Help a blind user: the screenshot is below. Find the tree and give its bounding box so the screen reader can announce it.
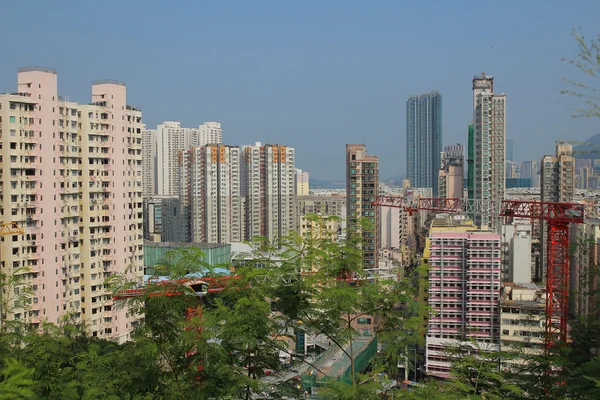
[258,216,421,396]
[442,340,521,399]
[0,219,423,399]
[0,317,166,399]
[107,216,421,398]
[108,247,218,399]
[562,29,600,118]
[0,358,35,400]
[0,267,34,333]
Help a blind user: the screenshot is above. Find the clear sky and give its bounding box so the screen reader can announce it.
[0,0,598,180]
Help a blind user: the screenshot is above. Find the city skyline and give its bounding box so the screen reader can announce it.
[0,1,598,180]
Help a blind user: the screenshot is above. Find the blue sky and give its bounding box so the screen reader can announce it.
[1,0,598,180]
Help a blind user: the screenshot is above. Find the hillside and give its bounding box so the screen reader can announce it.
[574,133,600,159]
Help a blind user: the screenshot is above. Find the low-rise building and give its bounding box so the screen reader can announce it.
[143,241,231,275]
[499,283,545,371]
[297,195,346,238]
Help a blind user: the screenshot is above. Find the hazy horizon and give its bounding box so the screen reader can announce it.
[1,0,599,180]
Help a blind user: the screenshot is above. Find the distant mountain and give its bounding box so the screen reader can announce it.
[574,133,600,159]
[310,179,346,189]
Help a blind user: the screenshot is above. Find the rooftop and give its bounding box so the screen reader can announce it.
[18,66,57,74]
[143,240,228,250]
[92,79,126,87]
[430,213,476,229]
[500,299,545,309]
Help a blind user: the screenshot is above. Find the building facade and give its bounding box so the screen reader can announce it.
[142,127,156,196]
[506,138,513,162]
[297,195,346,239]
[406,91,442,196]
[155,121,200,196]
[500,284,545,371]
[425,227,501,378]
[540,143,575,271]
[180,144,243,244]
[243,143,296,244]
[569,223,600,319]
[501,224,533,284]
[438,144,464,199]
[346,144,380,268]
[142,196,184,242]
[154,121,223,196]
[0,67,143,341]
[471,74,506,230]
[520,160,540,188]
[541,143,575,203]
[505,161,518,179]
[296,168,310,196]
[380,206,402,250]
[199,122,222,145]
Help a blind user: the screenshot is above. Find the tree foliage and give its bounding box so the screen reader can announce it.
[1,213,599,398]
[562,28,600,118]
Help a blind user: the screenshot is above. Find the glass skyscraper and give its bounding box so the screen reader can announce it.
[506,138,513,162]
[406,91,442,196]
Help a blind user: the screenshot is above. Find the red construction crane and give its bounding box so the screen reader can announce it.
[373,195,589,349]
[112,276,237,301]
[499,200,584,348]
[113,275,239,379]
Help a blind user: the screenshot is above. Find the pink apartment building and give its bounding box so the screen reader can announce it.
[0,67,143,342]
[425,229,501,378]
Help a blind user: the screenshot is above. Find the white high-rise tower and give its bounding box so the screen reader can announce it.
[471,74,506,230]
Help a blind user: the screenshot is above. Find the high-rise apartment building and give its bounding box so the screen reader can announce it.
[540,143,575,273]
[406,91,442,196]
[471,74,506,230]
[199,122,222,145]
[0,67,143,341]
[296,168,310,196]
[142,196,184,242]
[154,121,223,196]
[180,144,243,244]
[467,124,475,199]
[541,143,575,203]
[243,143,296,244]
[425,223,501,378]
[346,144,379,268]
[438,144,464,199]
[155,121,200,196]
[142,127,156,196]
